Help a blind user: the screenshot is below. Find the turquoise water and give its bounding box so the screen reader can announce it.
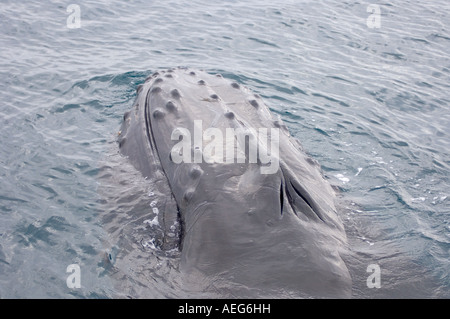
[0,0,448,298]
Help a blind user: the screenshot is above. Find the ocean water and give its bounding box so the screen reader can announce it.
[0,0,448,298]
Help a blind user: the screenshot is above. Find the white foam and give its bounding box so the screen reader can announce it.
[142,238,157,250]
[144,215,159,227]
[335,173,350,184]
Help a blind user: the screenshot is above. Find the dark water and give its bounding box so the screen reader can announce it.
[0,0,448,298]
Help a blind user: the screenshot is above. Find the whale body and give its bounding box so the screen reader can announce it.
[118,67,351,298]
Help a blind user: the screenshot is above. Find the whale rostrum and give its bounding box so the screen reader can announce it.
[118,67,352,298]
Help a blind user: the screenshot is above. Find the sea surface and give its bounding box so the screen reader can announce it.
[0,0,448,298]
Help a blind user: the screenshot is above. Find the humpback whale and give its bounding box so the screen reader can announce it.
[118,67,351,298]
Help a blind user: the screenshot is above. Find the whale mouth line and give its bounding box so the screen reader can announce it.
[279,181,284,216]
[181,200,210,239]
[144,85,185,250]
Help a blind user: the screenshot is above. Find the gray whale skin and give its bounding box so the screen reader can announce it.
[118,67,352,298]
